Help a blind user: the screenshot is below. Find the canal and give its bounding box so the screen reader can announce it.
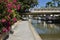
[31,19,60,40]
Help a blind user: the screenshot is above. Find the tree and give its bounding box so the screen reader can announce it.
[45,0,60,7]
[46,2,54,7]
[52,0,57,7]
[18,0,38,13]
[57,1,60,7]
[50,0,60,7]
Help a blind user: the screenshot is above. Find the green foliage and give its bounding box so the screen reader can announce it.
[45,0,60,7]
[18,0,38,12]
[0,23,3,31]
[46,2,54,7]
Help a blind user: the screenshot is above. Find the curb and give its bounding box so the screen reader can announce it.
[29,21,42,40]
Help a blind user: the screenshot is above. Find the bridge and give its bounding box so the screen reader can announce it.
[20,8,60,20]
[21,8,60,15]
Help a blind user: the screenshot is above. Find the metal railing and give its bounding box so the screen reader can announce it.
[30,8,60,12]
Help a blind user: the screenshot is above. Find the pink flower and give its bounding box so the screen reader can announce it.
[13,4,17,9]
[8,22,11,26]
[7,26,10,31]
[13,0,17,3]
[12,17,17,22]
[7,9,12,13]
[2,27,8,32]
[1,19,6,23]
[7,2,13,9]
[17,4,21,10]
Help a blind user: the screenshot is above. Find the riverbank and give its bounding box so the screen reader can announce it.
[39,34,60,40]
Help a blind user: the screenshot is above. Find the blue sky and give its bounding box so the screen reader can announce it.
[35,0,52,8]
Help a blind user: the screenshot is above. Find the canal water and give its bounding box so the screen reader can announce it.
[31,19,60,40]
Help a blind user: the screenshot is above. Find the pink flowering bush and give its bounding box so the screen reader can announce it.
[0,0,21,33]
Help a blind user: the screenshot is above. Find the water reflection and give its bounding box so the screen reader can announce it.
[32,20,60,34]
[31,19,60,40]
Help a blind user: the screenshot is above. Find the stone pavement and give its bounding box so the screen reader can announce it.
[7,21,42,40]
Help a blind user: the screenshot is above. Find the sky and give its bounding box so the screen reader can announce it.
[35,0,52,8]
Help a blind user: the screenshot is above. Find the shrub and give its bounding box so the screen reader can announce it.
[0,0,21,33]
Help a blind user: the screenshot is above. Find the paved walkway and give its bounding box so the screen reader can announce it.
[7,21,42,40]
